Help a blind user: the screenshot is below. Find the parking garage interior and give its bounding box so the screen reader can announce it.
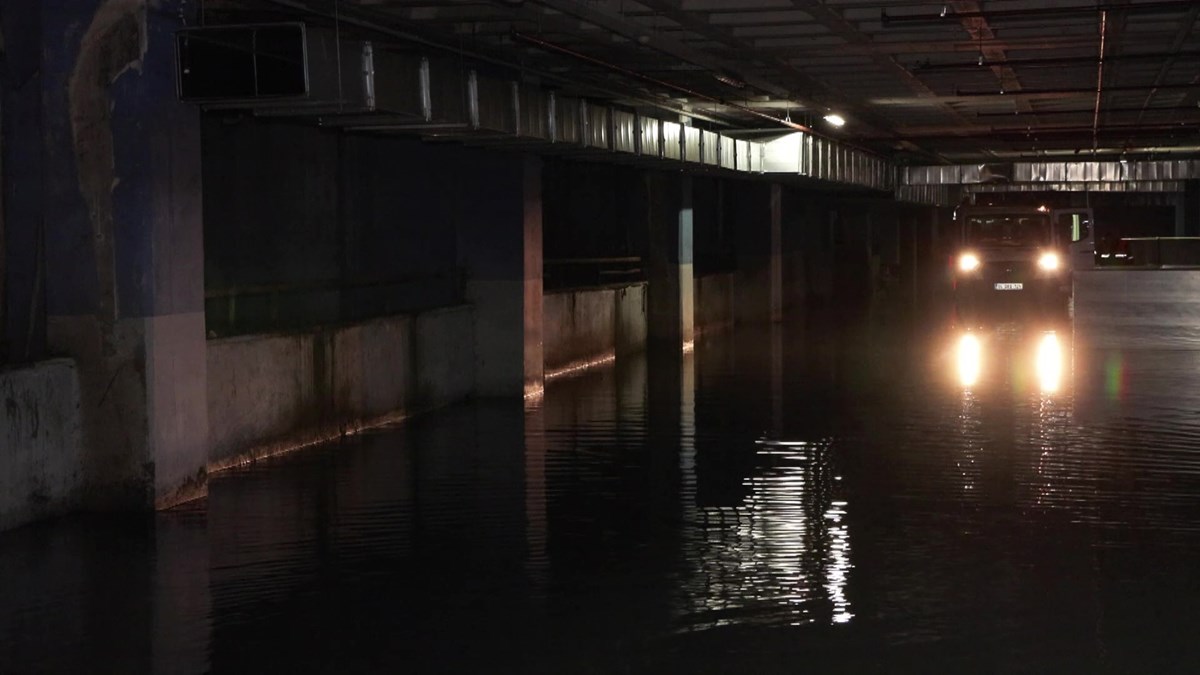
[3,1,1200,672]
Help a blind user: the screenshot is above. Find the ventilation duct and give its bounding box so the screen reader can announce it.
[903,161,1200,186]
[176,23,426,120]
[178,23,896,191]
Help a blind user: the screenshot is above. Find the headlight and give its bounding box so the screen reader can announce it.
[1037,251,1060,271]
[958,252,981,273]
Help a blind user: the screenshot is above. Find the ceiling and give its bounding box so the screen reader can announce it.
[205,0,1200,163]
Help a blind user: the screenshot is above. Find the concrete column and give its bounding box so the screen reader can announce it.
[1175,192,1187,237]
[645,172,695,349]
[735,182,783,324]
[3,1,208,510]
[1185,180,1200,237]
[458,153,543,398]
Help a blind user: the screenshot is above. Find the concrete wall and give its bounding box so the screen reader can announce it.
[542,160,646,290]
[202,119,463,336]
[1075,269,1200,348]
[616,284,649,356]
[207,306,474,468]
[0,360,83,531]
[695,273,736,335]
[543,283,647,373]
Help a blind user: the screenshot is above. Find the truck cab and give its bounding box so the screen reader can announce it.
[952,205,1092,322]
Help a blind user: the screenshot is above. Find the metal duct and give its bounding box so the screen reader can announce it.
[683,127,702,164]
[554,95,582,145]
[701,130,719,167]
[895,184,961,207]
[178,24,428,120]
[584,103,609,151]
[762,133,892,190]
[905,161,1200,186]
[718,136,736,171]
[613,110,638,155]
[637,116,659,159]
[517,87,551,141]
[968,181,1186,193]
[734,139,751,172]
[663,122,683,162]
[178,23,899,190]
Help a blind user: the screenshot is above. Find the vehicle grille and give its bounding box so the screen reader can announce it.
[982,260,1034,282]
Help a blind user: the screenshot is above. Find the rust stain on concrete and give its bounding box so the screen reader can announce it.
[68,0,145,330]
[63,0,152,509]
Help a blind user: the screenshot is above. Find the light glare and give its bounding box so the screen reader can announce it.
[1036,333,1063,393]
[1037,251,1060,271]
[957,334,982,387]
[824,113,846,127]
[958,252,981,273]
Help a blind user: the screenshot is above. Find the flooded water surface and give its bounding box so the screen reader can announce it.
[5,312,1200,673]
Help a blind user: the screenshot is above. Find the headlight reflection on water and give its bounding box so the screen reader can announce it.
[957,333,983,387]
[956,331,1065,393]
[1036,332,1064,394]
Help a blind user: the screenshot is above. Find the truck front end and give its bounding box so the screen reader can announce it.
[953,208,1070,322]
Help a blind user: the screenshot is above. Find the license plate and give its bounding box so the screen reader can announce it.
[994,282,1023,291]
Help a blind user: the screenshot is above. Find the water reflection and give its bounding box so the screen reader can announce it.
[1036,332,1064,394]
[957,388,982,496]
[676,325,855,631]
[953,328,1069,395]
[8,317,1200,672]
[678,437,853,629]
[957,333,983,387]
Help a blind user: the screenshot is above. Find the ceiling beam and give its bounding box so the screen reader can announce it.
[1136,3,1200,124]
[788,0,978,144]
[526,0,792,98]
[627,0,906,140]
[760,36,1107,57]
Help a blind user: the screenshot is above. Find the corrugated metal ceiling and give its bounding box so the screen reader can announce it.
[204,0,1200,163]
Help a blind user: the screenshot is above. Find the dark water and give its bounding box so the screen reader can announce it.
[5,312,1200,673]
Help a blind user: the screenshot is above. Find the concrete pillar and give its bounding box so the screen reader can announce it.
[1185,181,1200,237]
[1175,192,1187,237]
[3,1,209,510]
[645,172,695,349]
[458,153,543,398]
[735,182,783,324]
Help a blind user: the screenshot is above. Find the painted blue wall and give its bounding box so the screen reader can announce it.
[2,0,201,360]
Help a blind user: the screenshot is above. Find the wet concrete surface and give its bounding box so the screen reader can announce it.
[5,309,1200,673]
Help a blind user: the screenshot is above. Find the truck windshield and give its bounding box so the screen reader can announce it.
[964,214,1050,246]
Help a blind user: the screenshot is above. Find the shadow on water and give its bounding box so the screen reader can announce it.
[5,307,1200,672]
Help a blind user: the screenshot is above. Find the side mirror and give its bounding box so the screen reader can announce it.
[1072,220,1091,243]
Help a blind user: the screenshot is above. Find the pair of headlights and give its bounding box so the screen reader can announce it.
[957,251,1060,273]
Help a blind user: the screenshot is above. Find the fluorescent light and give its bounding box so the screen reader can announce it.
[824,113,846,127]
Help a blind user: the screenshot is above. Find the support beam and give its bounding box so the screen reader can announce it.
[735,182,783,325]
[2,0,209,509]
[646,172,695,351]
[1186,180,1200,237]
[458,154,544,398]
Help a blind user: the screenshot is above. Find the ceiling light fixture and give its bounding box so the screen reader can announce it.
[712,72,745,88]
[824,113,846,127]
